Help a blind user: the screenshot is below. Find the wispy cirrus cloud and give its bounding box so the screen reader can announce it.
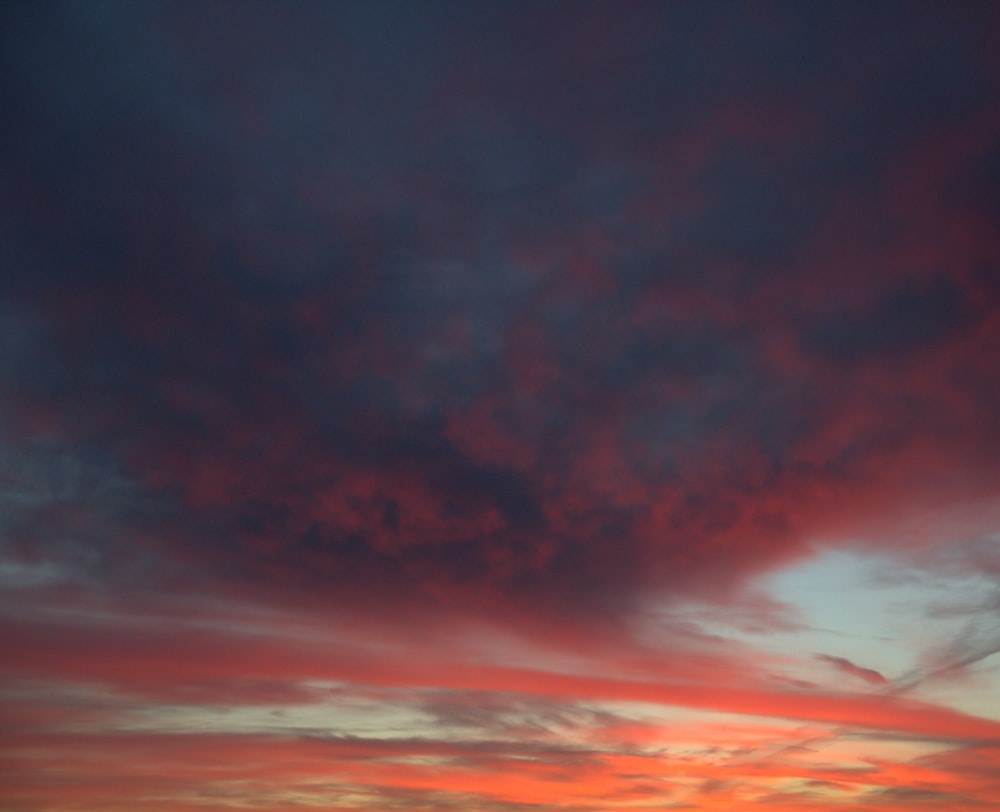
[815,654,889,688]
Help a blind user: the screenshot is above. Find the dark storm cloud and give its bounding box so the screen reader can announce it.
[800,274,974,366]
[681,149,819,269]
[2,1,999,621]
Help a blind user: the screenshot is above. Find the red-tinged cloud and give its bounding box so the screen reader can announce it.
[1,1,998,621]
[3,724,1000,812]
[3,608,999,750]
[815,654,889,687]
[2,3,1000,811]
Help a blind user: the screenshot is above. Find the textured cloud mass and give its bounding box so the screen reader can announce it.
[2,2,1000,811]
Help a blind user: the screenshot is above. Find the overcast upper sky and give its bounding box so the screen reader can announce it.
[2,2,1000,811]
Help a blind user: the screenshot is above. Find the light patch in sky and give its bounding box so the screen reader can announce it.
[765,544,1000,717]
[118,692,439,740]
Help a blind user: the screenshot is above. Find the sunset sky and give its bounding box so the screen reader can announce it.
[2,2,1000,811]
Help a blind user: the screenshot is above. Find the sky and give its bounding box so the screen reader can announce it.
[2,1,1000,810]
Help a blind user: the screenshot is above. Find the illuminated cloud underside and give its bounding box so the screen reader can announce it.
[1,2,1000,810]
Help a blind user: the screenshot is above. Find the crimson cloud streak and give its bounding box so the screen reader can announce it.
[2,2,1000,811]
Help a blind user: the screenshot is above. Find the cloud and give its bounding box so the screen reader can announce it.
[895,618,1000,691]
[3,2,1000,810]
[815,654,889,687]
[2,0,1000,628]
